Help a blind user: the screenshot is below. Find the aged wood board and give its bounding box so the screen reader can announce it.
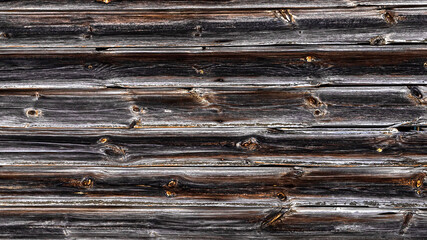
[0,0,426,239]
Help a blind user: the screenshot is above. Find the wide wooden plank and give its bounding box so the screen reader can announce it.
[0,46,426,89]
[0,166,422,199]
[0,206,424,238]
[0,128,426,166]
[0,86,425,128]
[0,8,425,47]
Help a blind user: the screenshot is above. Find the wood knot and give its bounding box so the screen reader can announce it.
[103,144,126,158]
[370,36,387,46]
[305,95,323,108]
[193,25,203,37]
[0,32,10,39]
[237,137,260,151]
[25,108,42,118]
[80,177,94,188]
[96,0,112,3]
[165,190,175,198]
[98,137,108,144]
[278,9,295,24]
[276,192,287,201]
[304,56,315,63]
[408,86,423,99]
[167,179,178,188]
[383,11,397,24]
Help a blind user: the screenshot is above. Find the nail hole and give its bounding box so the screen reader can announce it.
[98,137,108,144]
[215,78,224,82]
[201,46,206,50]
[313,109,322,116]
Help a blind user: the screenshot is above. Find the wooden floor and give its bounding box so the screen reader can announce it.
[0,0,426,238]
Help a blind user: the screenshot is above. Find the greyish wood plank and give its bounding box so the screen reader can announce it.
[0,207,425,239]
[0,128,425,167]
[0,86,425,128]
[0,0,356,11]
[1,0,426,11]
[0,45,425,89]
[0,8,425,48]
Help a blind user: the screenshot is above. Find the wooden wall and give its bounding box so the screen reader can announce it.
[0,0,426,238]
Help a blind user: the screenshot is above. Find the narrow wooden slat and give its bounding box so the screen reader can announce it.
[0,128,426,166]
[0,86,425,128]
[0,8,425,47]
[1,0,426,11]
[0,207,424,238]
[0,0,355,11]
[0,166,422,199]
[0,46,425,89]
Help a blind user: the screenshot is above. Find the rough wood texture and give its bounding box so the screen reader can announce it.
[0,8,425,47]
[0,46,425,89]
[0,128,425,166]
[0,0,426,238]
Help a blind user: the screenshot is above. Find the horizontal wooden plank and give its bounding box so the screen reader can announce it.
[0,46,426,89]
[1,0,425,11]
[0,206,424,238]
[0,8,425,47]
[0,128,426,166]
[0,0,355,11]
[0,166,423,199]
[0,86,425,128]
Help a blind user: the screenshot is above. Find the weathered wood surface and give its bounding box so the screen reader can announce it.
[1,0,426,238]
[0,8,426,47]
[1,0,426,10]
[0,87,425,128]
[0,46,426,89]
[0,128,426,166]
[0,207,425,239]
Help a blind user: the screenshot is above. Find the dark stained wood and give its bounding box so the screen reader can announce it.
[0,166,423,199]
[0,8,425,47]
[0,128,425,166]
[0,0,426,238]
[0,46,425,89]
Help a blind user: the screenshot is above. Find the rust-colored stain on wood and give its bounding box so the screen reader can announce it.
[0,0,426,238]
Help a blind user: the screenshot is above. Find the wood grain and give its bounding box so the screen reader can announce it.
[0,128,426,166]
[0,8,425,47]
[0,207,425,239]
[1,0,426,11]
[0,86,425,128]
[0,46,425,89]
[0,0,426,238]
